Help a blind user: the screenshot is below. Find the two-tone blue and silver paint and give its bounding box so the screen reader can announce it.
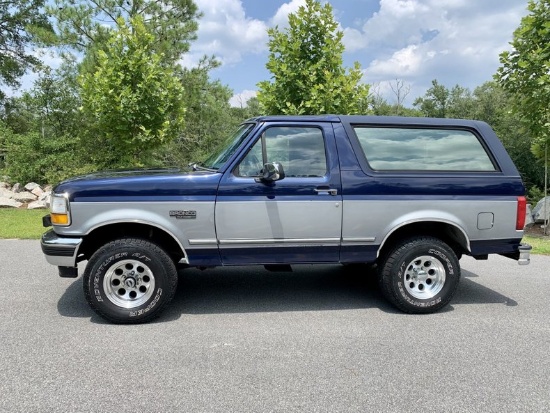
[41,115,530,272]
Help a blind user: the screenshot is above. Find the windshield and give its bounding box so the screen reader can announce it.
[202,122,256,170]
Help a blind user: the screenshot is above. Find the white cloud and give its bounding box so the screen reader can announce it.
[187,0,528,105]
[187,0,312,70]
[271,0,306,28]
[229,89,257,107]
[343,27,367,53]
[359,0,433,48]
[3,0,529,106]
[186,0,269,68]
[349,0,528,101]
[367,44,426,77]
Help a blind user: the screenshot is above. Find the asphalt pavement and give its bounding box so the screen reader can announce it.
[0,239,549,413]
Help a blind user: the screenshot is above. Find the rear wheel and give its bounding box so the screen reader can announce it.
[378,236,460,313]
[83,238,178,324]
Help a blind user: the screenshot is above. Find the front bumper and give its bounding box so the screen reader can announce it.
[41,229,83,268]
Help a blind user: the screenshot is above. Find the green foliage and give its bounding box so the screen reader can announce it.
[0,119,13,146]
[229,96,264,124]
[49,0,200,64]
[3,130,91,185]
[496,0,550,150]
[257,0,369,115]
[1,95,35,135]
[472,82,545,190]
[154,56,238,167]
[155,57,264,169]
[369,95,389,116]
[370,97,422,117]
[4,66,84,138]
[78,16,186,168]
[0,64,99,184]
[528,186,545,204]
[411,79,545,191]
[0,0,55,95]
[413,80,474,118]
[0,120,12,171]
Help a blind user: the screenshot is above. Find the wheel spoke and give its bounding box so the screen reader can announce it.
[103,259,155,309]
[403,255,446,300]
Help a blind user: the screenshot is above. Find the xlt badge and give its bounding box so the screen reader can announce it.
[169,210,197,219]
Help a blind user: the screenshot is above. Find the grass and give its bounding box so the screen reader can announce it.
[0,208,50,239]
[2,209,550,256]
[523,235,550,256]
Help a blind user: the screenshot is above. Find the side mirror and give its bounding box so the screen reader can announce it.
[256,162,285,183]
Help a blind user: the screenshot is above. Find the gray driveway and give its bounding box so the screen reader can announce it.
[0,239,549,412]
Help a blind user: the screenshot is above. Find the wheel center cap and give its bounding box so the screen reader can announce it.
[416,270,429,283]
[124,278,136,288]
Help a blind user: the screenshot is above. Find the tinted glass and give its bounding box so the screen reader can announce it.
[354,127,496,171]
[238,126,327,177]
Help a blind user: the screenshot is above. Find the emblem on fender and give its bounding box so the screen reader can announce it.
[169,210,197,219]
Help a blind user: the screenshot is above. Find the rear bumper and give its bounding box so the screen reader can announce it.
[40,229,83,267]
[518,243,532,265]
[499,242,532,265]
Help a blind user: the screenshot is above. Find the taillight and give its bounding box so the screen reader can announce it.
[516,196,526,230]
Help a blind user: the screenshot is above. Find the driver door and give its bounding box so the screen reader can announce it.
[215,122,343,265]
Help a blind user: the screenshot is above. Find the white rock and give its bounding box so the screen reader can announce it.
[12,191,37,202]
[0,197,23,208]
[24,182,41,191]
[533,196,550,223]
[525,204,535,229]
[42,192,51,208]
[27,200,48,210]
[0,188,13,198]
[11,183,21,193]
[31,187,44,197]
[0,182,9,189]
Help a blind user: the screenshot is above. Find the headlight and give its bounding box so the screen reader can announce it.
[50,193,71,225]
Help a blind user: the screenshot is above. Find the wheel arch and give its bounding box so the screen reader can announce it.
[377,219,469,261]
[78,222,187,264]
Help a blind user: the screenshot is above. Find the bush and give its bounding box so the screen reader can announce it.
[4,131,94,185]
[528,186,545,205]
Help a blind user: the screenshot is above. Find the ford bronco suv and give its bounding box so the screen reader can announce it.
[41,115,532,323]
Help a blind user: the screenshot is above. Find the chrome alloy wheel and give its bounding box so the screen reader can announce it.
[103,259,155,308]
[404,255,446,299]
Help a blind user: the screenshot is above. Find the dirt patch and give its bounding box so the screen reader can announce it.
[525,223,550,238]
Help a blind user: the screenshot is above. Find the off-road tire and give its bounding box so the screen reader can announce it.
[378,236,460,314]
[83,238,178,324]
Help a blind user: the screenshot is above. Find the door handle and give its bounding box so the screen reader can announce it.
[314,187,338,196]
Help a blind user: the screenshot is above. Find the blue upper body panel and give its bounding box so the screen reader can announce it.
[53,115,525,201]
[55,168,223,202]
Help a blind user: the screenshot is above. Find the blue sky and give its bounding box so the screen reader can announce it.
[11,0,530,108]
[184,0,529,107]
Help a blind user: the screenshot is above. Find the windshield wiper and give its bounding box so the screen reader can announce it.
[188,162,217,172]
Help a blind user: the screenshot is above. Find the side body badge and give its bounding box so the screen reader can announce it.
[169,210,197,219]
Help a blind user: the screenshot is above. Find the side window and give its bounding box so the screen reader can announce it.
[353,127,496,171]
[237,138,264,177]
[236,126,327,177]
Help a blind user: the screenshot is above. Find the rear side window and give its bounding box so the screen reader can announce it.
[353,127,496,171]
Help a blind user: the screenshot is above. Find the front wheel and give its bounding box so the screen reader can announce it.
[83,238,178,324]
[378,237,460,314]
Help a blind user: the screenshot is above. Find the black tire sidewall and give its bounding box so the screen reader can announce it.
[382,238,460,313]
[84,239,177,323]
